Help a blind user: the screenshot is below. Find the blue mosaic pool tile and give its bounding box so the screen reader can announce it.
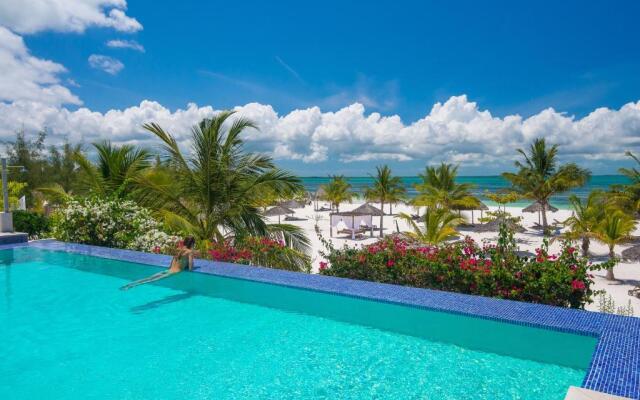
[11,240,640,399]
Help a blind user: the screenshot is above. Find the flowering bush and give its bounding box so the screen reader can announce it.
[320,235,611,309]
[208,236,311,272]
[50,197,178,253]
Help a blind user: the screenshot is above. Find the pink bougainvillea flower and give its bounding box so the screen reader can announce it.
[386,259,395,267]
[319,261,328,271]
[571,280,586,290]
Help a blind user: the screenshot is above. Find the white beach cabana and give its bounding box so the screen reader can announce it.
[329,210,374,239]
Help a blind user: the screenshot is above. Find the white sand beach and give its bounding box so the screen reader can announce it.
[267,200,640,316]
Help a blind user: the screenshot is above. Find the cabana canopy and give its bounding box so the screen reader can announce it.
[351,202,384,216]
[329,210,374,239]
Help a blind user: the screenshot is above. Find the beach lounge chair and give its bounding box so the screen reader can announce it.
[284,215,306,221]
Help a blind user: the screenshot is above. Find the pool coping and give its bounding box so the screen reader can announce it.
[5,240,639,399]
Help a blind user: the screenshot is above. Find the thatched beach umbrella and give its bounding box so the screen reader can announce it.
[477,201,489,222]
[621,244,640,262]
[522,202,558,225]
[475,218,526,233]
[265,205,295,223]
[454,201,489,224]
[278,199,305,209]
[314,186,327,210]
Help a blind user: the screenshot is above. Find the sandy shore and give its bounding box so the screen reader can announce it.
[267,200,640,316]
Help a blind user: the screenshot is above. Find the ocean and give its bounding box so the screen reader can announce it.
[300,175,631,209]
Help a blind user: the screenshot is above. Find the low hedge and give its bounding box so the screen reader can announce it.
[13,210,50,239]
[319,235,609,309]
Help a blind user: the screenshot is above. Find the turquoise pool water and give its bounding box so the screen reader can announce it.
[0,248,596,399]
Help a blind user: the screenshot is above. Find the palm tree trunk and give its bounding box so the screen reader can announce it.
[581,236,589,257]
[606,245,616,280]
[541,201,549,234]
[380,201,385,237]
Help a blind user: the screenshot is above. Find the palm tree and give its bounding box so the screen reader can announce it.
[593,210,636,280]
[322,175,354,212]
[413,163,479,211]
[38,141,151,202]
[563,191,605,257]
[78,141,152,198]
[503,138,590,233]
[364,165,406,237]
[136,112,310,269]
[399,208,465,245]
[614,151,640,213]
[484,190,521,213]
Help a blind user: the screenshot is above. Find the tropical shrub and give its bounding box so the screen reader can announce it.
[13,210,50,239]
[50,197,178,253]
[319,233,609,309]
[208,237,311,272]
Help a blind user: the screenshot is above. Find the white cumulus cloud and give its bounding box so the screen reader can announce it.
[0,26,81,106]
[88,54,124,74]
[106,39,144,52]
[0,0,142,34]
[0,96,639,173]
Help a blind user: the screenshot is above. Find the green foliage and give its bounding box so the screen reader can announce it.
[5,129,82,207]
[413,163,479,210]
[611,151,640,213]
[136,113,310,270]
[364,165,405,236]
[592,209,636,280]
[74,141,152,199]
[13,210,49,239]
[399,208,464,245]
[0,181,27,210]
[478,210,522,224]
[563,191,606,256]
[503,138,591,232]
[50,197,178,252]
[597,293,635,316]
[484,190,520,212]
[321,175,354,212]
[320,236,608,309]
[208,236,311,272]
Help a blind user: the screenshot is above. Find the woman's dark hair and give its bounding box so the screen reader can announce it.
[183,236,196,249]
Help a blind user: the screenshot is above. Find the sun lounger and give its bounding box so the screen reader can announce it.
[284,216,306,221]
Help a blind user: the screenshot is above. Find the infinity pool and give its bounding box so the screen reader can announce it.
[0,248,597,399]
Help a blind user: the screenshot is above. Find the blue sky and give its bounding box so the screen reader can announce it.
[2,0,640,175]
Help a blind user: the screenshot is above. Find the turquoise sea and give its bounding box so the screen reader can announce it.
[301,175,630,209]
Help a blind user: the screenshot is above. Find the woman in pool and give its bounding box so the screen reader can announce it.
[120,236,197,290]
